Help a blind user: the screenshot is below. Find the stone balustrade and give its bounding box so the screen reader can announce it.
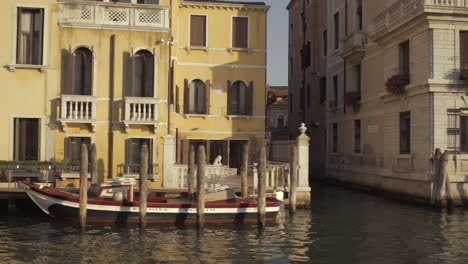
[123,97,161,133]
[60,95,97,132]
[371,0,468,40]
[59,0,170,32]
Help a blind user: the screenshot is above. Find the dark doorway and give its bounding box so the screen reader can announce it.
[229,140,248,174]
[14,118,40,161]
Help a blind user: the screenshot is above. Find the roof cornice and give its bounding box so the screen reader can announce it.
[180,0,270,12]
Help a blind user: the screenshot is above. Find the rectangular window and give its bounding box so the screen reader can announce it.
[65,137,91,163]
[190,15,206,47]
[334,12,340,50]
[137,0,160,4]
[320,77,326,104]
[399,112,411,154]
[399,40,410,79]
[356,0,363,31]
[14,118,40,161]
[290,24,293,42]
[307,84,311,109]
[354,120,361,153]
[232,17,248,49]
[333,75,338,107]
[332,123,338,153]
[461,116,468,152]
[356,64,362,100]
[16,8,44,65]
[126,138,154,173]
[460,31,468,80]
[304,41,311,68]
[289,93,293,113]
[323,29,328,56]
[300,86,305,112]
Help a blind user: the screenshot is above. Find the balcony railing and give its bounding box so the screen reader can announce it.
[371,0,468,40]
[340,31,366,63]
[60,95,97,132]
[123,97,160,133]
[59,0,170,32]
[117,163,159,181]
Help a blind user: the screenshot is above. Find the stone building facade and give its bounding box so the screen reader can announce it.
[287,0,327,180]
[266,86,288,140]
[289,0,468,204]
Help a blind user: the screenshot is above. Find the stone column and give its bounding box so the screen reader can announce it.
[163,135,177,188]
[296,123,311,205]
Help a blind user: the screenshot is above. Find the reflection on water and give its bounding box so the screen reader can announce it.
[0,183,467,264]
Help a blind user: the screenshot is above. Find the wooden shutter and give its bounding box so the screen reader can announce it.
[247,81,254,115]
[184,79,189,114]
[69,45,74,95]
[233,17,248,48]
[130,48,135,97]
[227,80,232,115]
[190,15,206,47]
[64,137,71,161]
[205,80,211,115]
[461,31,468,79]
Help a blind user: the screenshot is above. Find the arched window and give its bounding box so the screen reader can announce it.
[277,115,285,128]
[132,50,154,97]
[229,81,247,115]
[72,47,93,95]
[188,79,206,114]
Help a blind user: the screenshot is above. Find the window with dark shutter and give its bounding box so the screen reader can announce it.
[16,8,44,65]
[460,31,468,80]
[232,17,248,49]
[354,120,361,153]
[334,12,340,50]
[190,15,206,47]
[65,137,91,163]
[356,64,362,100]
[125,138,154,174]
[71,47,93,96]
[399,40,410,79]
[320,77,327,104]
[323,29,328,56]
[132,50,154,97]
[332,123,338,153]
[399,112,411,154]
[333,75,338,107]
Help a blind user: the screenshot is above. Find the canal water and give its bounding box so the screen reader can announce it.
[1,183,467,264]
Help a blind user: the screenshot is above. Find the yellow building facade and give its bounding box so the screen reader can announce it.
[0,0,268,188]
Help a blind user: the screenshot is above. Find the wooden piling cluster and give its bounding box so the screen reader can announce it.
[188,145,195,199]
[197,145,206,229]
[79,143,88,229]
[139,143,149,228]
[431,149,453,208]
[257,145,267,230]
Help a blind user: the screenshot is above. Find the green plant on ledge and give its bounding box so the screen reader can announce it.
[384,74,409,95]
[344,91,361,106]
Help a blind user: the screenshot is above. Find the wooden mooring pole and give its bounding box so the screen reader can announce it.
[289,146,298,215]
[79,143,88,229]
[197,145,206,230]
[90,143,98,185]
[258,145,267,230]
[139,143,149,229]
[431,149,442,207]
[443,151,453,208]
[188,145,195,199]
[241,143,249,198]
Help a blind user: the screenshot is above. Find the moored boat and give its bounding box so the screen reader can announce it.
[18,180,283,225]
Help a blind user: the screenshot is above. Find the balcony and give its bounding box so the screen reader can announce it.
[370,0,468,41]
[340,31,366,64]
[123,97,161,133]
[60,95,97,132]
[59,0,170,32]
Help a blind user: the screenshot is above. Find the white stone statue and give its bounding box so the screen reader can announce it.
[212,155,223,166]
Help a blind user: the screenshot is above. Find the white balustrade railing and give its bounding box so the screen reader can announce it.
[59,0,169,31]
[173,164,238,189]
[372,0,468,37]
[61,95,97,122]
[124,97,160,122]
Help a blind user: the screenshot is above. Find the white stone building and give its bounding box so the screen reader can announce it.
[289,0,468,204]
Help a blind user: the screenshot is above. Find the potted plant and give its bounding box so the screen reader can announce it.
[384,74,409,95]
[344,91,361,112]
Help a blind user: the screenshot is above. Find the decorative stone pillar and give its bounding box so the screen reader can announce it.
[296,123,311,205]
[163,135,177,188]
